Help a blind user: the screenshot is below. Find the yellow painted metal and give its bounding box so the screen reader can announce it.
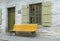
[13,24,37,32]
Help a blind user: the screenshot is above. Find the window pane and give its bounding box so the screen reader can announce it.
[29,3,42,24]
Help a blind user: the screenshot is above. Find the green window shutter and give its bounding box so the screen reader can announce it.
[42,1,51,27]
[0,9,2,25]
[22,5,29,24]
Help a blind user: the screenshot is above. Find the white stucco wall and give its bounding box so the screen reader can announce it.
[0,0,60,35]
[50,0,60,33]
[0,1,27,33]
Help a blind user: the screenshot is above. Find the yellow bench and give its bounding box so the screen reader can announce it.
[12,24,37,32]
[9,24,37,35]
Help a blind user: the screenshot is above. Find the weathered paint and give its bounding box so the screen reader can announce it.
[42,1,51,26]
[0,9,2,25]
[8,7,15,31]
[0,0,60,36]
[13,24,37,32]
[21,1,51,27]
[22,5,29,24]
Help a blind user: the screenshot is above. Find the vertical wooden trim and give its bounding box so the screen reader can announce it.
[0,9,2,25]
[34,5,36,23]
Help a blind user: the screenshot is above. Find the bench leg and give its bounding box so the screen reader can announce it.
[15,32,17,35]
[15,32,20,35]
[9,32,14,36]
[31,32,36,36]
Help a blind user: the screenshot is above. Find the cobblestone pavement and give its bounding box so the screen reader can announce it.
[0,33,60,41]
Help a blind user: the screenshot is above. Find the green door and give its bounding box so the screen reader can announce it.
[8,7,15,31]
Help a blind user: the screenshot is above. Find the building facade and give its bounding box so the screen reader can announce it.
[0,0,60,36]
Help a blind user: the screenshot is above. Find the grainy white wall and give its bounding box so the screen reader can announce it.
[50,0,60,33]
[1,0,60,35]
[0,1,27,33]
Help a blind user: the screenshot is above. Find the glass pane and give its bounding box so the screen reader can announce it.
[29,3,42,24]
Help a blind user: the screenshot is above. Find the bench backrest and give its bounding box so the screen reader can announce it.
[13,24,37,32]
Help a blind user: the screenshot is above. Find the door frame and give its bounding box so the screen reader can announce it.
[7,7,15,31]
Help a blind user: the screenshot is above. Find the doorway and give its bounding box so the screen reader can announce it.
[8,7,15,31]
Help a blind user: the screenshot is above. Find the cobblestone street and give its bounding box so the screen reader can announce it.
[0,33,60,41]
